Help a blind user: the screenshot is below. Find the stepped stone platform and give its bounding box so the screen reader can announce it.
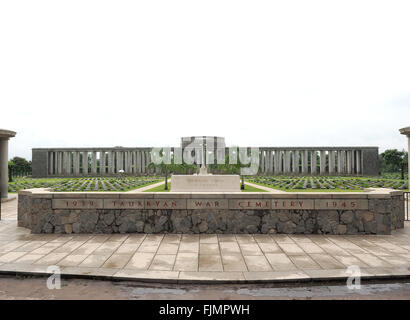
[0,196,410,284]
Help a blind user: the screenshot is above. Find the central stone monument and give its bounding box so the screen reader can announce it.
[171,138,240,192]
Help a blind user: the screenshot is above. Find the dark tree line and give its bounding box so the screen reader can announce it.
[380,149,408,179]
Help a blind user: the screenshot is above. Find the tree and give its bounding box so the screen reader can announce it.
[380,149,408,179]
[148,153,196,190]
[10,157,32,173]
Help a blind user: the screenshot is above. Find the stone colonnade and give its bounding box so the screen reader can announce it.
[258,148,369,175]
[399,127,410,189]
[0,129,16,199]
[43,148,152,177]
[33,146,380,177]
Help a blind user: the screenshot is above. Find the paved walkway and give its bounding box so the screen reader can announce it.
[1,197,410,283]
[244,181,285,193]
[127,179,166,193]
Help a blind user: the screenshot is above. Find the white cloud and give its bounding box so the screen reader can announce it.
[1,0,409,159]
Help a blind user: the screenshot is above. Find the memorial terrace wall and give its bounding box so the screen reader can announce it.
[32,146,379,177]
[17,189,404,235]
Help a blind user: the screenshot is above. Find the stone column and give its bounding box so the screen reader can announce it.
[320,151,326,175]
[67,152,72,175]
[132,151,136,174]
[62,152,67,175]
[55,152,61,175]
[74,152,80,176]
[355,150,361,175]
[302,150,308,174]
[124,152,129,173]
[82,152,88,175]
[273,150,279,175]
[293,151,299,174]
[107,151,112,174]
[268,150,273,174]
[260,150,265,174]
[346,150,352,174]
[91,152,97,175]
[99,151,105,175]
[399,127,410,190]
[116,151,121,173]
[284,151,291,174]
[329,151,335,175]
[279,150,284,174]
[136,150,141,174]
[0,139,9,199]
[128,151,132,173]
[141,151,146,174]
[337,150,343,175]
[0,129,17,200]
[48,152,54,175]
[311,151,317,175]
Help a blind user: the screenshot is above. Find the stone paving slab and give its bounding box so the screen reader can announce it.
[1,197,410,283]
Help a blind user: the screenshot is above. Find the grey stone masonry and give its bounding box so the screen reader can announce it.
[32,146,380,177]
[18,189,404,235]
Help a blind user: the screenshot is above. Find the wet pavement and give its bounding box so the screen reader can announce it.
[1,275,410,299]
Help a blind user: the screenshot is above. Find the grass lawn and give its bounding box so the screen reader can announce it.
[242,184,267,192]
[144,182,171,192]
[246,175,409,192]
[8,177,162,192]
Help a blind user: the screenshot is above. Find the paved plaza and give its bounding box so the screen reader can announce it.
[1,196,410,283]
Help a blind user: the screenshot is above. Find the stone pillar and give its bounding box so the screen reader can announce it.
[337,150,343,175]
[55,152,61,175]
[91,152,97,175]
[108,151,116,174]
[107,151,112,174]
[99,151,105,174]
[268,150,273,174]
[124,152,129,173]
[74,152,80,175]
[355,150,361,175]
[136,150,141,174]
[346,150,352,174]
[67,152,72,175]
[278,150,283,174]
[399,127,410,190]
[320,151,326,175]
[128,151,132,173]
[273,150,279,175]
[293,151,299,174]
[260,150,265,174]
[0,139,9,199]
[311,151,317,175]
[82,152,88,175]
[329,151,335,175]
[302,150,308,174]
[141,151,146,174]
[48,152,54,175]
[116,151,121,173]
[284,151,291,174]
[62,152,67,175]
[132,151,137,174]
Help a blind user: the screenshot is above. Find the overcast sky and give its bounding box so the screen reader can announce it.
[1,0,409,160]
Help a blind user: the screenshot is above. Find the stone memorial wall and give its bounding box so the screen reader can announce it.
[18,189,404,235]
[32,146,380,177]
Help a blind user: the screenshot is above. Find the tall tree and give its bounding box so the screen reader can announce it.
[380,149,408,179]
